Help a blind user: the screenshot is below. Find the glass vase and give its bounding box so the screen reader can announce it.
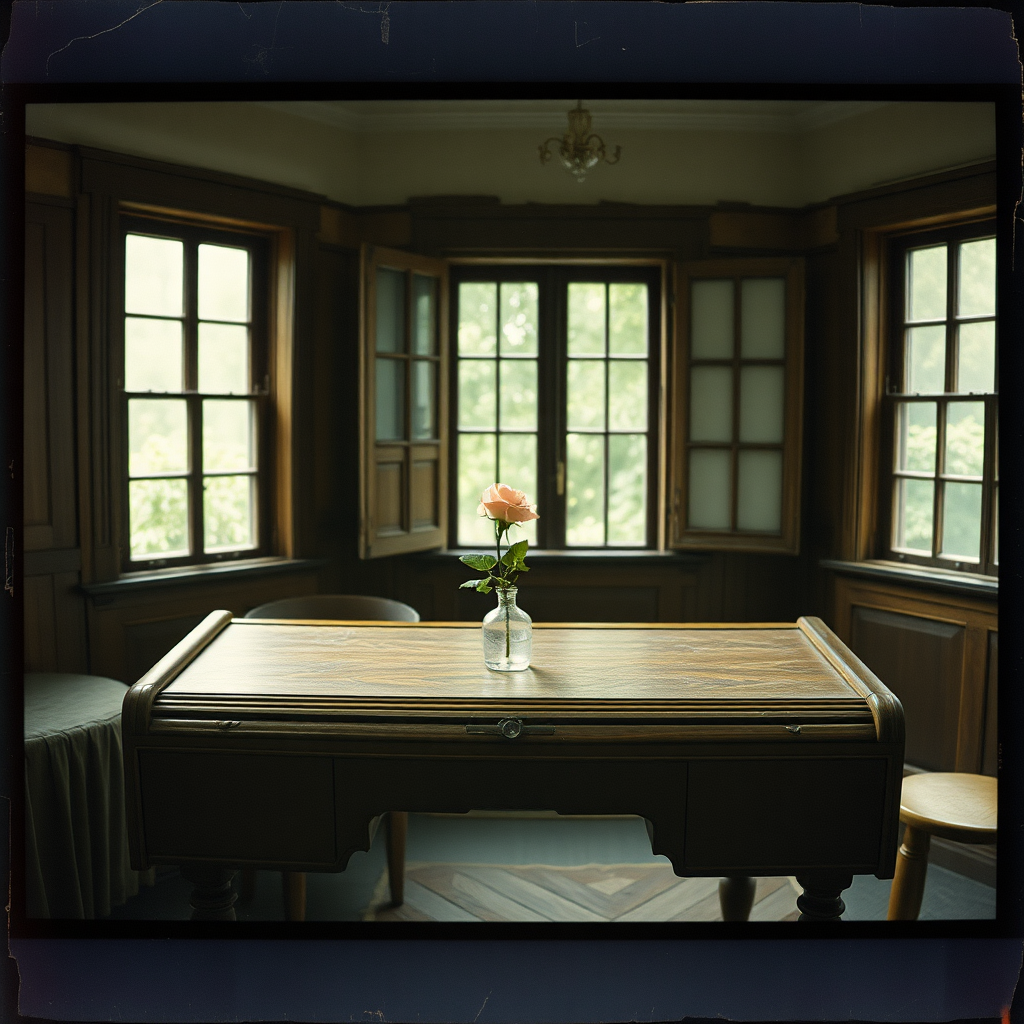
[482,587,532,671]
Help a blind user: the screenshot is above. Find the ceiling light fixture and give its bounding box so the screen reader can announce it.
[539,100,621,183]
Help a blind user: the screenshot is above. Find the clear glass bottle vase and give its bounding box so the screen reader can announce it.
[482,587,532,671]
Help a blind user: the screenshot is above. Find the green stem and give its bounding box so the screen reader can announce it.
[496,519,510,658]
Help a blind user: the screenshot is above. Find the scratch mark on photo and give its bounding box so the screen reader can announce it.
[45,0,165,75]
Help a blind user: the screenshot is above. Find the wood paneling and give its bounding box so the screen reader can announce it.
[982,631,998,777]
[25,143,72,199]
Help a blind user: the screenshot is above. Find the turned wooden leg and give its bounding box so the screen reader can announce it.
[181,864,237,921]
[887,824,931,921]
[795,871,853,922]
[718,876,756,922]
[386,810,408,906]
[282,871,307,922]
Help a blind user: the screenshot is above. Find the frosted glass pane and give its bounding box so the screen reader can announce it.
[907,245,946,321]
[500,282,539,356]
[198,244,249,323]
[957,321,995,394]
[957,238,995,317]
[198,322,248,394]
[906,325,945,393]
[940,482,981,561]
[690,280,733,358]
[608,361,648,431]
[129,478,188,559]
[128,398,187,475]
[125,317,183,393]
[412,275,437,355]
[739,366,784,443]
[568,283,606,355]
[125,234,183,317]
[203,399,254,472]
[412,361,436,439]
[944,402,984,477]
[498,433,537,546]
[609,283,648,355]
[740,278,785,358]
[458,360,496,430]
[204,475,255,552]
[896,402,936,473]
[499,360,537,431]
[567,360,606,431]
[690,366,732,442]
[736,450,782,533]
[375,358,404,440]
[688,449,731,529]
[457,433,497,546]
[375,267,405,353]
[459,282,497,355]
[566,433,605,546]
[895,478,934,552]
[608,434,646,545]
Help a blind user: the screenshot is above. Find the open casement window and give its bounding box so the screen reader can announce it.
[360,245,448,558]
[669,258,804,554]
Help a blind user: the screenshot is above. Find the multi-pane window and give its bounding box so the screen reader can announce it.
[886,222,997,574]
[121,219,267,569]
[452,267,659,550]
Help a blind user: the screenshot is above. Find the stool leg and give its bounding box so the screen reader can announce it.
[887,825,931,921]
[386,811,407,906]
[718,876,756,922]
[283,871,307,922]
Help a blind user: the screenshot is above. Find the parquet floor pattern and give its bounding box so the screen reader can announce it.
[364,863,802,922]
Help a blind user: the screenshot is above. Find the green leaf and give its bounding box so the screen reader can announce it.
[502,540,529,566]
[460,553,497,571]
[476,579,493,594]
[459,579,483,589]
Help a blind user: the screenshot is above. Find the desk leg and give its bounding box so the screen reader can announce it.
[718,876,756,921]
[181,864,237,921]
[386,811,407,906]
[795,872,853,922]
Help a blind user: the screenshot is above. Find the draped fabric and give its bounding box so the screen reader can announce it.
[24,673,154,919]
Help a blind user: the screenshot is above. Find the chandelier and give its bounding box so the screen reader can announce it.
[539,100,621,183]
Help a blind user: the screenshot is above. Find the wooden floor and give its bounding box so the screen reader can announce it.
[365,862,802,922]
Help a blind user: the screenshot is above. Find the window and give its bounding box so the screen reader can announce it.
[120,217,270,570]
[883,221,997,574]
[452,265,661,550]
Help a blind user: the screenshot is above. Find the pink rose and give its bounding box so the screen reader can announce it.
[477,483,540,524]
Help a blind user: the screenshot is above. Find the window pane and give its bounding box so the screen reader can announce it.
[412,274,437,355]
[375,358,405,440]
[498,433,537,547]
[906,325,946,393]
[125,234,183,317]
[907,245,946,322]
[458,282,497,356]
[128,398,188,475]
[957,321,996,394]
[198,244,249,323]
[500,282,539,356]
[125,317,183,393]
[688,449,731,529]
[203,399,254,472]
[940,481,982,560]
[609,283,648,355]
[896,402,936,473]
[198,322,249,394]
[567,360,606,431]
[568,283,606,356]
[944,402,984,477]
[739,366,784,443]
[499,360,538,431]
[690,366,732,442]
[957,238,995,318]
[740,278,785,358]
[608,434,646,545]
[412,361,436,440]
[457,433,497,545]
[608,361,648,431]
[566,433,605,546]
[129,478,189,559]
[895,478,934,552]
[204,474,255,552]
[736,450,782,533]
[690,280,733,359]
[458,360,496,430]
[375,267,405,354]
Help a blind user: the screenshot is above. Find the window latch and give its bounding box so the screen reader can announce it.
[556,460,565,496]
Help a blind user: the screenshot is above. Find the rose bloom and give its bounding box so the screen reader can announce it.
[478,483,540,524]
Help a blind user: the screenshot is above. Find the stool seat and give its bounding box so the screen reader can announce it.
[899,772,997,843]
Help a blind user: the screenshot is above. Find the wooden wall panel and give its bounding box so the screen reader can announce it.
[982,630,998,777]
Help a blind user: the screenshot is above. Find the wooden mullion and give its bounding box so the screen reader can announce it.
[730,276,741,532]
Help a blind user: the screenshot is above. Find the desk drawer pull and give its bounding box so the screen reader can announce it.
[465,717,554,739]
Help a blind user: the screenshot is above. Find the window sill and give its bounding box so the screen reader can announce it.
[820,559,997,599]
[416,548,707,565]
[80,557,326,597]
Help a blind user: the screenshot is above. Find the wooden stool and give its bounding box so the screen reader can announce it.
[887,772,997,921]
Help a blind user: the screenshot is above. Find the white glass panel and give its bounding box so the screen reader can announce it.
[125,317,183,393]
[500,282,539,356]
[198,244,249,323]
[944,402,984,477]
[198,322,248,394]
[907,245,946,321]
[568,283,606,356]
[957,238,995,317]
[739,366,784,443]
[690,280,733,359]
[457,433,497,546]
[608,434,646,545]
[609,283,648,355]
[412,274,437,355]
[894,478,934,552]
[204,475,255,552]
[498,433,537,547]
[736,450,782,532]
[567,361,606,431]
[740,278,785,358]
[375,267,405,353]
[906,325,945,393]
[688,449,731,529]
[458,282,497,356]
[125,234,183,317]
[566,433,605,546]
[940,481,982,561]
[499,360,538,431]
[896,402,936,473]
[203,399,254,472]
[458,360,496,430]
[957,321,995,394]
[412,361,436,440]
[375,358,405,440]
[128,398,188,475]
[129,478,188,559]
[608,361,648,431]
[689,366,732,442]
